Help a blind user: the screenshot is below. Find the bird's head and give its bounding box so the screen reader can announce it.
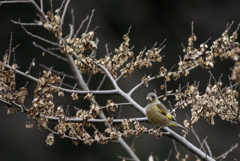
[146,92,158,104]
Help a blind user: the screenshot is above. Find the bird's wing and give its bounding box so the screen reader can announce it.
[156,104,176,121]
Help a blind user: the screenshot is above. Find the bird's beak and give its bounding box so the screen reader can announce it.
[146,96,152,102]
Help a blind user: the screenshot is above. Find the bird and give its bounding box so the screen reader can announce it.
[145,92,187,131]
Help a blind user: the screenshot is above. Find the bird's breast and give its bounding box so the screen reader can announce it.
[146,104,169,127]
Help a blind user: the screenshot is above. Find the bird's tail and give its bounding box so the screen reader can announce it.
[169,121,187,131]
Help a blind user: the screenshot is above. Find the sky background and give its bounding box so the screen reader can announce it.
[0,0,240,161]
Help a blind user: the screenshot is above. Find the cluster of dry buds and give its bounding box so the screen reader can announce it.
[1,7,240,149]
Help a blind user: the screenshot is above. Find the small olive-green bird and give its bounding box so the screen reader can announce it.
[145,92,187,131]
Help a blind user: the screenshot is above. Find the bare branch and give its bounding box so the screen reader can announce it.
[74,15,89,38]
[7,32,13,64]
[165,149,173,161]
[204,140,212,157]
[86,72,93,86]
[97,74,107,90]
[191,128,207,154]
[61,0,70,27]
[71,8,75,34]
[216,143,238,160]
[18,22,62,47]
[11,19,43,26]
[39,64,74,79]
[96,63,119,90]
[173,140,180,161]
[33,42,67,61]
[85,9,95,33]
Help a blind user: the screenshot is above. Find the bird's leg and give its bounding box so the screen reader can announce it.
[157,127,162,131]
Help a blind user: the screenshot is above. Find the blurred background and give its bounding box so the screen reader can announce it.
[0,0,240,160]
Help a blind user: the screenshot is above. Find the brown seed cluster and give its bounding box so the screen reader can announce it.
[181,28,240,73]
[105,128,122,142]
[94,131,108,144]
[27,70,61,119]
[120,47,163,78]
[134,121,147,137]
[84,92,93,100]
[141,74,151,87]
[106,100,118,113]
[44,10,62,38]
[148,128,163,138]
[0,55,28,108]
[122,119,134,138]
[97,34,135,79]
[46,133,54,146]
[175,81,239,130]
[231,61,240,83]
[163,27,240,86]
[43,9,165,80]
[53,103,103,145]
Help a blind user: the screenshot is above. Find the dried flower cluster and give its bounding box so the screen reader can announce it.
[157,27,240,87]
[231,61,240,83]
[182,27,240,71]
[120,47,163,77]
[148,128,163,138]
[122,119,134,138]
[46,133,54,146]
[99,34,134,79]
[134,121,147,137]
[44,10,62,38]
[105,128,122,142]
[106,100,118,113]
[43,10,164,79]
[27,70,61,119]
[174,81,239,130]
[0,55,27,108]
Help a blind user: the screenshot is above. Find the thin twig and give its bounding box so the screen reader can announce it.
[158,38,167,48]
[74,15,89,38]
[40,0,43,11]
[100,103,131,110]
[86,72,93,86]
[61,0,71,27]
[0,1,30,3]
[191,128,207,154]
[204,140,212,157]
[85,9,95,33]
[97,74,107,90]
[33,42,67,61]
[117,106,123,119]
[18,22,62,47]
[130,136,137,152]
[216,143,238,160]
[7,32,13,64]
[25,58,35,75]
[116,71,125,82]
[165,149,173,161]
[71,8,75,35]
[172,140,180,161]
[11,20,43,26]
[30,0,48,21]
[39,64,74,78]
[96,63,119,90]
[12,43,21,64]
